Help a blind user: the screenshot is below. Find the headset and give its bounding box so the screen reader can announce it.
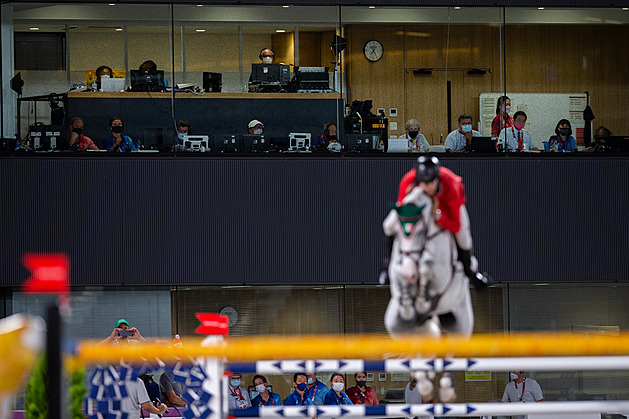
[259,48,275,60]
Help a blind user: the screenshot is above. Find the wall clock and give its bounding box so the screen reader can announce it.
[364,40,384,62]
[219,306,239,327]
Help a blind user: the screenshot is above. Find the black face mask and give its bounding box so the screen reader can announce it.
[559,128,570,136]
[356,380,366,387]
[72,127,83,135]
[409,130,419,139]
[111,126,124,134]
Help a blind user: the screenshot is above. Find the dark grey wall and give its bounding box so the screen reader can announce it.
[1,154,627,286]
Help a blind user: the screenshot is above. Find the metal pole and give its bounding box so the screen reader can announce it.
[47,304,62,419]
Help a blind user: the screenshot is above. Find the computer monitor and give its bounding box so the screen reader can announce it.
[203,72,222,92]
[211,134,241,153]
[470,136,498,153]
[251,64,290,84]
[129,70,165,92]
[241,134,268,152]
[100,77,125,92]
[345,133,379,152]
[183,135,209,152]
[598,136,629,153]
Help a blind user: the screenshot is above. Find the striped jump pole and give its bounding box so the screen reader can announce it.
[230,401,629,418]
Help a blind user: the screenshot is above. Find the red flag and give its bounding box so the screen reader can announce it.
[195,313,229,336]
[22,253,69,295]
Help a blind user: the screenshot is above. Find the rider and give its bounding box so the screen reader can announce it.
[383,156,489,291]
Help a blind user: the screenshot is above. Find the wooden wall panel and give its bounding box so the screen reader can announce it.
[298,32,322,67]
[344,23,629,141]
[271,32,294,66]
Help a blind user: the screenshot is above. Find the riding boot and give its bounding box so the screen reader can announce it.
[379,234,395,285]
[458,248,490,292]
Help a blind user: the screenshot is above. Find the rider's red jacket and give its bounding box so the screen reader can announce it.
[396,167,466,234]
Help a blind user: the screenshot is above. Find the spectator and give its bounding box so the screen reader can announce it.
[160,371,187,406]
[227,373,251,409]
[251,374,283,406]
[176,120,191,144]
[100,319,146,344]
[312,122,340,151]
[502,370,543,419]
[284,373,313,406]
[323,373,352,405]
[492,95,513,136]
[138,60,169,87]
[346,372,379,405]
[547,119,577,152]
[306,373,329,405]
[68,117,98,151]
[499,111,538,152]
[139,371,160,402]
[248,119,264,135]
[120,377,167,419]
[94,65,113,90]
[444,114,481,152]
[399,119,430,152]
[259,48,275,64]
[103,117,137,152]
[587,125,613,151]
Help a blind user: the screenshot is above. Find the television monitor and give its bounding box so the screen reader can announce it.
[241,134,268,152]
[203,72,222,92]
[251,64,290,84]
[288,133,311,151]
[211,134,241,153]
[129,70,165,92]
[470,136,497,153]
[345,133,379,152]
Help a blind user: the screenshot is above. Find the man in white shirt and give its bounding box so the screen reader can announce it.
[499,111,539,152]
[444,114,481,152]
[120,378,167,418]
[502,371,543,419]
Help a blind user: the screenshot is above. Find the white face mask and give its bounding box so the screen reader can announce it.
[262,56,273,64]
[253,128,263,135]
[510,373,520,381]
[177,133,186,140]
[332,382,344,392]
[101,74,110,79]
[505,105,511,114]
[255,384,266,393]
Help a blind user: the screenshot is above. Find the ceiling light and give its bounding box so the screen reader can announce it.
[276,29,286,33]
[283,5,290,7]
[196,29,206,32]
[115,28,123,31]
[29,27,39,31]
[538,7,545,10]
[197,4,203,6]
[108,3,115,5]
[369,6,376,9]
[454,6,461,10]
[623,7,629,10]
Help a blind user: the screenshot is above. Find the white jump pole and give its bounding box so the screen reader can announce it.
[228,356,629,374]
[230,401,629,418]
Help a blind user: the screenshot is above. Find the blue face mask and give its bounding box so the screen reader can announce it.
[296,382,307,391]
[461,124,472,133]
[230,379,241,388]
[307,377,314,385]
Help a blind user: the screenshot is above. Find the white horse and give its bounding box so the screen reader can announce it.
[383,186,474,338]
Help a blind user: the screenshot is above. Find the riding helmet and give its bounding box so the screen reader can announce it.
[416,156,440,183]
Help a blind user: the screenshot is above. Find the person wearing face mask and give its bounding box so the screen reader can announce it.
[259,48,275,65]
[93,65,113,91]
[227,373,252,410]
[444,114,481,152]
[103,117,138,152]
[68,117,98,151]
[248,119,265,136]
[547,119,577,152]
[323,373,353,406]
[491,95,513,137]
[312,122,340,152]
[176,120,191,145]
[498,111,538,152]
[305,373,329,405]
[502,371,543,419]
[346,372,378,405]
[586,125,613,152]
[399,119,430,153]
[284,373,314,406]
[251,375,283,407]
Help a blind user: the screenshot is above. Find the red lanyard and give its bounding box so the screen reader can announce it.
[261,393,274,406]
[515,380,526,400]
[230,386,244,401]
[512,127,523,151]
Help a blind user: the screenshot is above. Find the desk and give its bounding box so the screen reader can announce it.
[66,91,344,149]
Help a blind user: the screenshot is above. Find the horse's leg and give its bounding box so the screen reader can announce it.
[437,283,474,337]
[384,297,419,337]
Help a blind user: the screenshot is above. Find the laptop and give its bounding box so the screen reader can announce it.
[471,136,498,153]
[387,138,408,153]
[100,78,125,92]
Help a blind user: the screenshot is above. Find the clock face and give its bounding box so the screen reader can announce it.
[219,306,239,327]
[364,40,384,62]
